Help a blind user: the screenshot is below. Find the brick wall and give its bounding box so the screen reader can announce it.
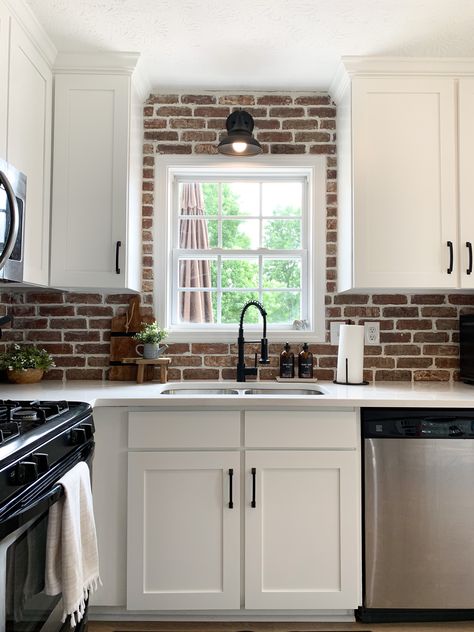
[0,91,472,383]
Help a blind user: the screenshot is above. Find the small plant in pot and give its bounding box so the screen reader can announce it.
[0,344,55,384]
[133,322,168,359]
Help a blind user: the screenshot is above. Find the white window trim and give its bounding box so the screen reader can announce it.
[154,154,326,343]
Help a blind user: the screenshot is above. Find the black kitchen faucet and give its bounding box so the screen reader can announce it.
[236,300,270,382]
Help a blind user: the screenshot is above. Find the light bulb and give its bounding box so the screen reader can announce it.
[232,141,247,154]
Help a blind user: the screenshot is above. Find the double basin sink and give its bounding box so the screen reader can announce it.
[160,384,325,397]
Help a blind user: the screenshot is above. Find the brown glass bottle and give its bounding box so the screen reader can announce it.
[298,342,313,379]
[279,342,295,378]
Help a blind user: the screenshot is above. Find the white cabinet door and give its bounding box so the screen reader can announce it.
[245,450,360,609]
[127,451,240,610]
[0,2,8,158]
[351,77,457,289]
[458,78,474,289]
[51,74,131,289]
[7,19,52,285]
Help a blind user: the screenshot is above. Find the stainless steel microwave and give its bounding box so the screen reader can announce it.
[459,314,474,384]
[0,159,26,282]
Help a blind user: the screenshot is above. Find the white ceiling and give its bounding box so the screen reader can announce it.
[26,0,474,92]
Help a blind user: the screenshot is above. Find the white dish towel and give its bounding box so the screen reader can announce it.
[45,461,101,626]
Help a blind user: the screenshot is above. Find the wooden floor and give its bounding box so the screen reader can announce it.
[88,621,474,632]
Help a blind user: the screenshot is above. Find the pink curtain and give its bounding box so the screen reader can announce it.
[179,183,214,323]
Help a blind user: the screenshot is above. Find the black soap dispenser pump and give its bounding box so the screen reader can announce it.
[279,342,295,378]
[298,342,314,379]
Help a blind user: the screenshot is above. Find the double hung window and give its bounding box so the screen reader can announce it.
[156,158,325,341]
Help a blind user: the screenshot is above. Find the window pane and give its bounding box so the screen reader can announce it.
[179,218,217,249]
[222,219,259,249]
[263,259,301,288]
[262,182,302,216]
[221,291,259,324]
[263,219,301,249]
[178,290,216,324]
[178,259,216,289]
[222,258,259,289]
[263,291,301,324]
[222,182,259,216]
[200,183,219,215]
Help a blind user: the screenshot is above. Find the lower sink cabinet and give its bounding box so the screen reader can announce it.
[127,448,360,611]
[127,451,241,610]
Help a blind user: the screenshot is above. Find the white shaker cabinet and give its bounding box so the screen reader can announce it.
[0,0,54,286]
[121,408,361,614]
[7,19,52,285]
[335,73,458,291]
[127,451,241,610]
[50,55,143,290]
[458,78,474,289]
[245,450,359,609]
[0,2,8,158]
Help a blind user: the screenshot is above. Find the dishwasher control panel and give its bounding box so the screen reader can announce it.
[363,407,474,438]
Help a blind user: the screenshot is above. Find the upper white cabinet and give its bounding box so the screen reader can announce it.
[0,2,8,157]
[331,58,474,292]
[50,54,144,290]
[0,0,55,286]
[458,79,474,289]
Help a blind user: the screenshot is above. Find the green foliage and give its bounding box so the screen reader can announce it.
[199,184,302,325]
[133,322,167,344]
[0,344,55,371]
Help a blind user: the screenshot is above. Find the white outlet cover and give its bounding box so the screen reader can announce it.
[364,322,380,345]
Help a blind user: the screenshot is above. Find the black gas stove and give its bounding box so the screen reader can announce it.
[0,399,95,632]
[0,399,94,515]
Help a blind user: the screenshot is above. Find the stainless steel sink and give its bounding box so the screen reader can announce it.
[243,388,324,396]
[161,388,240,395]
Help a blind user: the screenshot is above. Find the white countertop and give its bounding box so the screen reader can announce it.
[1,379,474,408]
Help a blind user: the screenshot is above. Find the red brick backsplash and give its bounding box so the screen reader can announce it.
[0,91,471,382]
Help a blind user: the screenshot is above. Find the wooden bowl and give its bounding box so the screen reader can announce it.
[7,368,44,384]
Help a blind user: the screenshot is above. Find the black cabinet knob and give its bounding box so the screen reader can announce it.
[17,461,38,484]
[70,428,87,446]
[32,452,49,474]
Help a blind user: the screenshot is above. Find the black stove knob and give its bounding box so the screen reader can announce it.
[32,452,49,474]
[81,423,94,439]
[70,428,87,446]
[16,461,38,484]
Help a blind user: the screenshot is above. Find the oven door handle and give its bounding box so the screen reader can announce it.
[0,484,64,526]
[0,170,19,271]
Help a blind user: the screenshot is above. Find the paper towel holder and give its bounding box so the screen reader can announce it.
[333,358,369,386]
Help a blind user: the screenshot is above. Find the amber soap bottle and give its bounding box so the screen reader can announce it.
[279,342,295,378]
[298,342,314,379]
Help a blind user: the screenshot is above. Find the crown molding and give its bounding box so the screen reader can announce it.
[3,0,57,66]
[53,52,141,75]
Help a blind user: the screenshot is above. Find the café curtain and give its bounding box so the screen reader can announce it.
[179,183,214,323]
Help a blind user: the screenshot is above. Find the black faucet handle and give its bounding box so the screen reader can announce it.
[259,338,270,364]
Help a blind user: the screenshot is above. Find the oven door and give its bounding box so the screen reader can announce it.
[0,441,94,632]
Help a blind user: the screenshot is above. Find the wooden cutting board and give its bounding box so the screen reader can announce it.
[108,296,155,381]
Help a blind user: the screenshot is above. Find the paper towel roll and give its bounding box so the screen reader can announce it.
[336,324,365,384]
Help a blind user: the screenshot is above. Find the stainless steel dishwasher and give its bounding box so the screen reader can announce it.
[359,407,474,624]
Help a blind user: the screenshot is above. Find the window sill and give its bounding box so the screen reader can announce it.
[166,329,325,344]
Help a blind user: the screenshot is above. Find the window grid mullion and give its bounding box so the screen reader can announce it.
[217,254,222,325]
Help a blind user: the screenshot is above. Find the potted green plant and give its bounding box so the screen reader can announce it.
[0,344,55,384]
[133,322,168,359]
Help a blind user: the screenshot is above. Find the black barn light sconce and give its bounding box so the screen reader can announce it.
[217,109,263,156]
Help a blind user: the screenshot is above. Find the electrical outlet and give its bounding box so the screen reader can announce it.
[330,321,344,345]
[364,322,380,345]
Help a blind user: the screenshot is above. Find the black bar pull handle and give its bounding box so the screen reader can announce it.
[228,468,234,509]
[115,240,122,274]
[251,467,256,508]
[447,240,454,274]
[467,241,473,275]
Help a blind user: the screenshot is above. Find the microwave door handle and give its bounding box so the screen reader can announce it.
[0,170,19,270]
